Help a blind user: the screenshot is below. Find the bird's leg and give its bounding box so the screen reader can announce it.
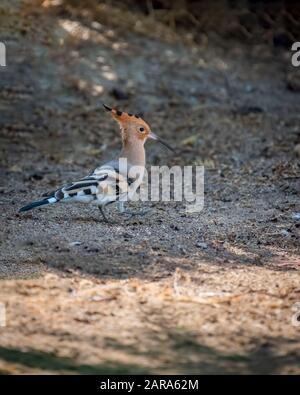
[98,205,110,223]
[118,201,150,217]
[118,201,125,214]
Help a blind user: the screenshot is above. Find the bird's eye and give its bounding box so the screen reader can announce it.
[139,127,145,132]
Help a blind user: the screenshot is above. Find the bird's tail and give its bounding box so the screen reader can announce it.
[19,197,58,213]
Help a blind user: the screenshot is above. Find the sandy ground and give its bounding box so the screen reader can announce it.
[0,1,300,374]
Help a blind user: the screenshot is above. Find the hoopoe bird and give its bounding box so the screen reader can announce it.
[19,105,173,222]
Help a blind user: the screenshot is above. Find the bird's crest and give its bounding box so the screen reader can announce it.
[103,104,149,129]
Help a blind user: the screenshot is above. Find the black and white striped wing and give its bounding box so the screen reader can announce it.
[54,167,129,204]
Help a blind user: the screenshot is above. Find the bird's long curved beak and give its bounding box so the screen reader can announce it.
[149,132,175,152]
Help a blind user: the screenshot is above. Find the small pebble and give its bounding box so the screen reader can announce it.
[69,241,82,246]
[294,144,300,157]
[292,213,300,220]
[110,87,129,100]
[196,241,208,249]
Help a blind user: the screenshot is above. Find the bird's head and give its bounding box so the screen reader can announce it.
[103,104,174,151]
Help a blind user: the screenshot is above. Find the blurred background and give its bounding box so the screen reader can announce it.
[0,0,299,374]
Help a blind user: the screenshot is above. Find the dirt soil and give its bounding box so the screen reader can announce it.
[0,1,300,374]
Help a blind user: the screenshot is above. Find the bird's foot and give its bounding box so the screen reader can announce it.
[122,208,151,218]
[98,206,116,224]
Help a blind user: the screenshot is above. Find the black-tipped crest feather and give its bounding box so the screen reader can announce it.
[103,103,112,112]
